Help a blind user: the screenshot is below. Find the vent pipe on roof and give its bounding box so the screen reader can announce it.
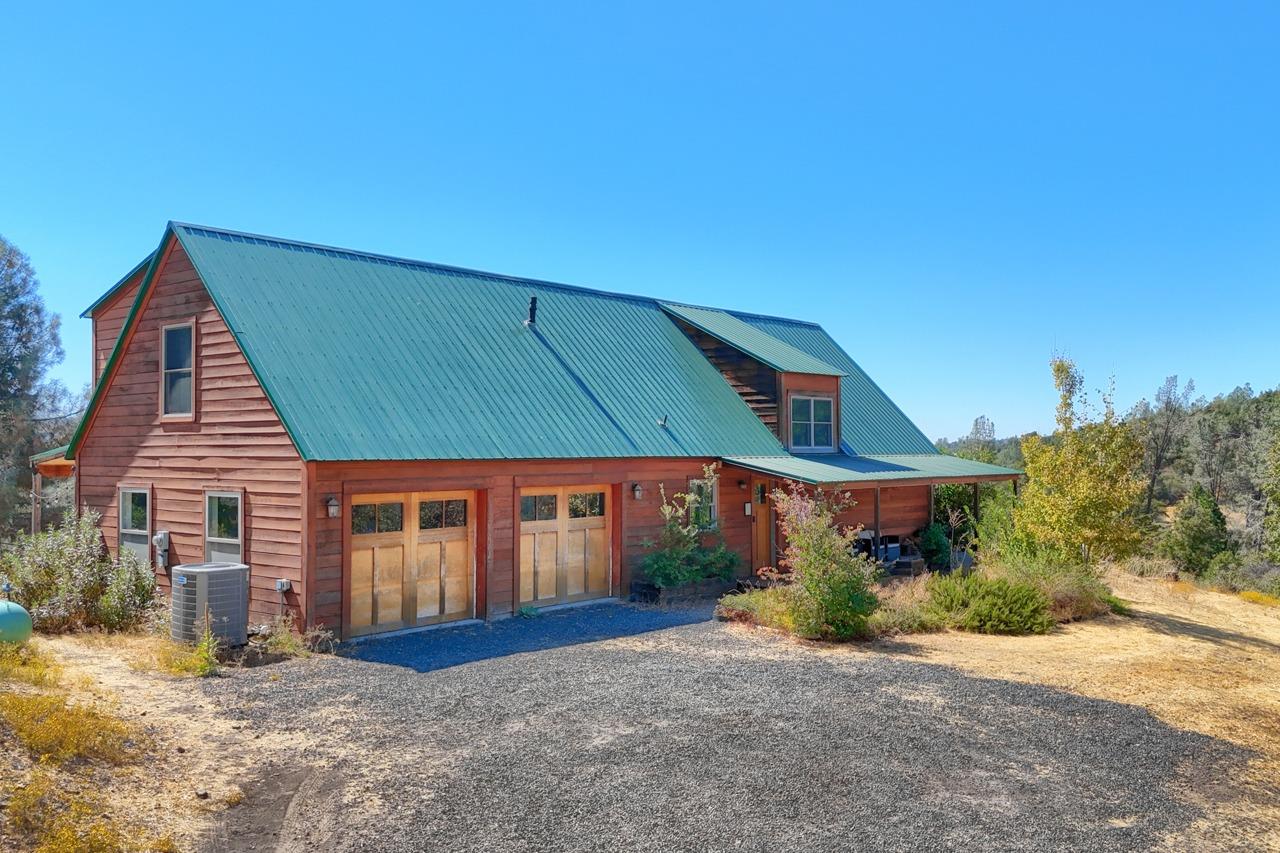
[525,296,538,327]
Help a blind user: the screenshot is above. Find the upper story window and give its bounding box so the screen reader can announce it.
[791,395,834,451]
[161,322,194,416]
[688,478,718,529]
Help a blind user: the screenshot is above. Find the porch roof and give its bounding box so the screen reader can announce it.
[721,452,1021,485]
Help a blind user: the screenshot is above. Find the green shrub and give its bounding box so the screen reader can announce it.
[0,512,158,633]
[984,554,1112,622]
[772,484,879,640]
[1201,551,1280,597]
[927,573,1053,635]
[638,466,740,588]
[1159,483,1232,575]
[918,522,950,568]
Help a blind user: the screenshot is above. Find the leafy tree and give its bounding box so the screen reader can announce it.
[1263,432,1280,562]
[1159,483,1231,574]
[1129,375,1198,515]
[0,236,73,538]
[1014,359,1144,562]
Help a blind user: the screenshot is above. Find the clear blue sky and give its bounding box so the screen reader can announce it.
[3,2,1277,441]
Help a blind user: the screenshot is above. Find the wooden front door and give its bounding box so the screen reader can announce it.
[519,484,611,607]
[349,490,474,637]
[750,477,775,573]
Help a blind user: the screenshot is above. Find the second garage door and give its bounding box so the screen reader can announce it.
[519,484,611,607]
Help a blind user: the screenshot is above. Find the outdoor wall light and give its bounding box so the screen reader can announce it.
[325,496,340,518]
[738,479,747,490]
[632,483,643,501]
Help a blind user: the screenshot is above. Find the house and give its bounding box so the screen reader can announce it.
[65,222,1019,639]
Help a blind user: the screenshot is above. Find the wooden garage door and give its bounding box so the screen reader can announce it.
[349,491,474,637]
[519,485,610,607]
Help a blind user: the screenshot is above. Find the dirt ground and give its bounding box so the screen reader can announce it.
[872,573,1280,851]
[16,573,1280,851]
[28,635,305,851]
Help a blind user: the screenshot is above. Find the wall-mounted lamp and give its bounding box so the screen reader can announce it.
[737,479,747,490]
[632,482,644,501]
[325,496,340,518]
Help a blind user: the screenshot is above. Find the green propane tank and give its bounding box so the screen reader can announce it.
[0,600,33,645]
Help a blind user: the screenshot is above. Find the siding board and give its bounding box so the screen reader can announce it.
[77,242,307,626]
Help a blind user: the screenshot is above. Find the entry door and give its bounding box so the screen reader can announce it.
[519,485,610,607]
[349,491,474,636]
[751,477,775,572]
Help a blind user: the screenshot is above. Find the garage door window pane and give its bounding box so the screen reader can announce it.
[535,494,557,521]
[569,492,604,518]
[520,496,536,522]
[419,500,443,530]
[444,499,467,528]
[377,502,403,533]
[352,504,376,535]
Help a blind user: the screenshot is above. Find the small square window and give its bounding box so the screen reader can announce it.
[535,494,557,521]
[376,502,403,533]
[352,504,376,535]
[419,500,444,530]
[790,395,834,451]
[520,496,536,523]
[444,499,467,528]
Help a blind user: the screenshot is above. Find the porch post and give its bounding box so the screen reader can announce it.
[31,470,41,535]
[928,483,935,524]
[874,485,882,561]
[972,482,980,523]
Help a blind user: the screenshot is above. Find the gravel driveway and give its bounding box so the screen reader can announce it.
[196,603,1248,852]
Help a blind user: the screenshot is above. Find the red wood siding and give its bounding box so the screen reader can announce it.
[837,485,931,537]
[91,273,143,383]
[77,240,306,626]
[308,458,753,634]
[778,372,842,450]
[673,319,780,435]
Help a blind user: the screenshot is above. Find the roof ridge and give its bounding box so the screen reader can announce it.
[170,222,825,329]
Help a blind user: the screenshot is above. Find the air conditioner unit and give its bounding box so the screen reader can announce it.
[170,562,250,646]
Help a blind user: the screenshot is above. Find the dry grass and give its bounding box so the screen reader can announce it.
[1240,589,1280,608]
[3,766,176,853]
[0,641,61,687]
[0,691,140,765]
[880,572,1280,849]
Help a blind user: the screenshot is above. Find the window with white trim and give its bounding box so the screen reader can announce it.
[205,492,243,562]
[161,322,194,416]
[688,478,718,529]
[790,395,834,451]
[119,488,150,564]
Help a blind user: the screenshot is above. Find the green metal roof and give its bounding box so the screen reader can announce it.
[660,302,845,376]
[71,222,979,470]
[732,315,941,455]
[29,445,70,465]
[723,453,1021,484]
[168,224,790,461]
[80,252,154,318]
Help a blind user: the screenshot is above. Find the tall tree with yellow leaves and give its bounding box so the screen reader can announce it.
[1014,359,1145,562]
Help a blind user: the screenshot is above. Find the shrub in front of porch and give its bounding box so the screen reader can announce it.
[719,483,879,641]
[638,465,740,589]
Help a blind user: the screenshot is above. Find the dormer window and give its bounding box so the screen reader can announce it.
[791,395,834,451]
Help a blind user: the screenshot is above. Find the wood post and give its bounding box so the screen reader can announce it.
[31,471,41,534]
[873,486,882,561]
[928,483,935,524]
[972,482,980,523]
